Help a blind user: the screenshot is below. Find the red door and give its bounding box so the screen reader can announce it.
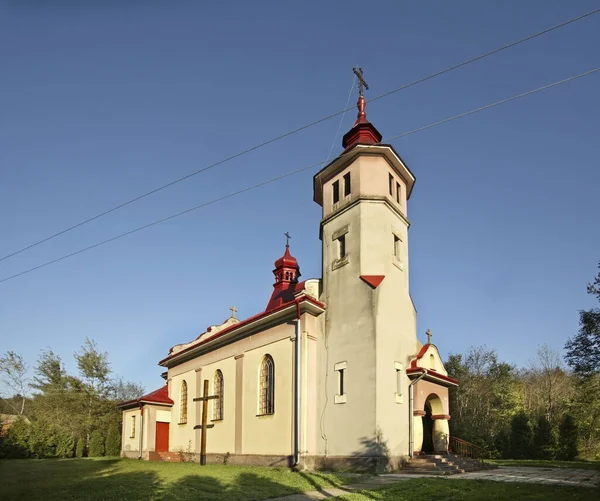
[155,422,170,452]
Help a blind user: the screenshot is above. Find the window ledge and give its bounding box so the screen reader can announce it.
[392,259,404,271]
[332,256,349,271]
[178,422,187,426]
[211,418,223,423]
[256,413,275,418]
[395,392,404,404]
[334,394,347,404]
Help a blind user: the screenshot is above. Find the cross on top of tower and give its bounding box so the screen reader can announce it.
[353,67,369,97]
[426,329,433,344]
[284,232,291,246]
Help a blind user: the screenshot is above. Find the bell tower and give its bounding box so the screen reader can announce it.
[313,69,418,467]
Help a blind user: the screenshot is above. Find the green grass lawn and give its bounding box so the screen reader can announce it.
[0,457,352,501]
[487,459,600,470]
[333,478,600,501]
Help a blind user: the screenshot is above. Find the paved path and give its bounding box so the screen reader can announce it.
[270,467,600,501]
[448,466,600,488]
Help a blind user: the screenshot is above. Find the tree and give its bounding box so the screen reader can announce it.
[533,415,556,460]
[1,417,30,458]
[0,351,30,415]
[75,438,85,458]
[111,377,145,402]
[564,262,600,458]
[446,346,521,453]
[105,423,121,457]
[55,429,75,458]
[510,412,532,459]
[74,338,112,448]
[522,345,573,428]
[565,262,600,377]
[557,414,578,460]
[88,430,105,457]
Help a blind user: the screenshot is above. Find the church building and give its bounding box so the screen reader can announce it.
[118,73,458,471]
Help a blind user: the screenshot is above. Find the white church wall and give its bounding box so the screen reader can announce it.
[242,335,294,455]
[201,357,236,454]
[121,408,141,454]
[169,370,198,453]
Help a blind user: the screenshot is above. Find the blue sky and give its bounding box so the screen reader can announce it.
[1,1,599,393]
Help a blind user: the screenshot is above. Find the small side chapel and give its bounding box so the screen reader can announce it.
[118,71,458,470]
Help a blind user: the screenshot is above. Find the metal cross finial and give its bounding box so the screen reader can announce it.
[353,67,369,97]
[284,232,291,246]
[426,329,432,344]
[229,306,237,319]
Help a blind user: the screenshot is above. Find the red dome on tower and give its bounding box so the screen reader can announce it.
[265,243,302,312]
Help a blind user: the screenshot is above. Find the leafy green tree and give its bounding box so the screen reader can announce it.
[2,416,30,458]
[510,412,532,459]
[28,420,58,458]
[75,338,112,448]
[446,346,521,453]
[55,429,75,458]
[557,414,578,460]
[88,430,105,457]
[75,438,85,458]
[564,262,600,458]
[105,423,121,456]
[533,415,556,460]
[0,351,30,415]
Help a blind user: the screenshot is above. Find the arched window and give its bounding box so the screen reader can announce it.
[179,380,188,424]
[259,355,275,415]
[213,370,224,421]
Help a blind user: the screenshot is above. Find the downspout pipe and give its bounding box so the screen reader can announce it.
[293,302,301,467]
[138,404,144,460]
[408,370,427,458]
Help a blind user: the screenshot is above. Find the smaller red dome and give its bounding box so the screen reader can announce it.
[274,245,298,269]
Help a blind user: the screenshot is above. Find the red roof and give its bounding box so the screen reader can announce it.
[117,385,173,408]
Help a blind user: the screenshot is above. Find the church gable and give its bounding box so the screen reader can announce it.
[410,343,449,376]
[169,315,240,356]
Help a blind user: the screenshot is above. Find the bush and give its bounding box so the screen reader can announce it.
[88,430,105,457]
[510,411,532,459]
[105,424,121,457]
[55,430,75,458]
[533,415,556,460]
[28,421,58,458]
[1,417,30,458]
[557,414,578,460]
[75,438,85,458]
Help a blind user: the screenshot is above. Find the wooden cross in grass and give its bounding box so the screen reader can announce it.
[193,379,219,465]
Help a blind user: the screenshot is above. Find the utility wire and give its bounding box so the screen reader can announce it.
[1,7,598,263]
[1,65,598,285]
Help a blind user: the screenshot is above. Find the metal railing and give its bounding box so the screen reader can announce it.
[449,436,488,462]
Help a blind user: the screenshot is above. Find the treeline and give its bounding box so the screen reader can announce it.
[0,338,144,459]
[447,262,600,460]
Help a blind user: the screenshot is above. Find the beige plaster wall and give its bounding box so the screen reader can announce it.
[200,357,236,454]
[318,153,418,459]
[169,371,197,452]
[413,381,450,415]
[241,336,294,455]
[165,316,321,458]
[414,345,448,375]
[121,408,141,453]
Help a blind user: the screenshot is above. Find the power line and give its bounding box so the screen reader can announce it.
[1,7,598,263]
[1,65,598,285]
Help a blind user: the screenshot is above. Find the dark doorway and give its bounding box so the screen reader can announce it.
[422,401,434,454]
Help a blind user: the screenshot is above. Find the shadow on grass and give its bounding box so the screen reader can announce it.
[1,458,346,501]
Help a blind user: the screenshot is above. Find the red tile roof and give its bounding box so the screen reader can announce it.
[117,385,173,408]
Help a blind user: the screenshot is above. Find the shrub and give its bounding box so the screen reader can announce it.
[557,414,578,460]
[56,430,75,458]
[533,415,556,460]
[75,438,85,458]
[2,417,30,458]
[105,424,121,457]
[88,430,105,457]
[510,411,532,459]
[28,421,57,458]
